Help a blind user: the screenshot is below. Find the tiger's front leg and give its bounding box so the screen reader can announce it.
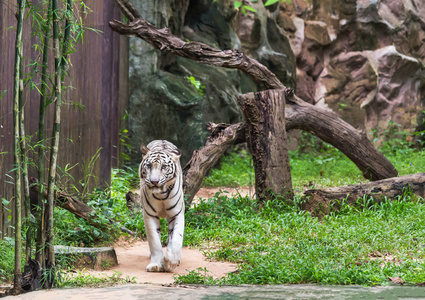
[163,212,185,272]
[143,212,165,272]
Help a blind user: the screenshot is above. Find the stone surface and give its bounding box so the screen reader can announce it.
[7,283,425,300]
[276,0,425,140]
[54,246,118,271]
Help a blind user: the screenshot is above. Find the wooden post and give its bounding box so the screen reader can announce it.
[238,89,293,201]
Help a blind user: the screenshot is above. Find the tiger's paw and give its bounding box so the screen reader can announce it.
[163,256,179,272]
[146,263,165,272]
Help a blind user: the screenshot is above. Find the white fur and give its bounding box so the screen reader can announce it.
[139,140,184,272]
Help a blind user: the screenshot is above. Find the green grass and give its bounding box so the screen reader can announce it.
[178,138,425,286]
[180,193,425,285]
[203,150,254,187]
[203,145,425,191]
[55,270,136,288]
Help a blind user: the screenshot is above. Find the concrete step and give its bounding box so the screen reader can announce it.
[54,245,118,270]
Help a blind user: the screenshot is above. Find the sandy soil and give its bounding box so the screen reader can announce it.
[193,186,254,200]
[84,239,237,285]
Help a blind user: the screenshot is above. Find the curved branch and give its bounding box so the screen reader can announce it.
[110,0,398,181]
[285,94,398,180]
[109,0,283,90]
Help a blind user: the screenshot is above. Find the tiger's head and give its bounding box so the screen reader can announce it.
[139,145,181,192]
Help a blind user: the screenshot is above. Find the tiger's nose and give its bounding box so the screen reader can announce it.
[151,180,159,186]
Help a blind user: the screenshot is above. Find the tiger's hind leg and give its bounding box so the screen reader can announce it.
[163,212,185,272]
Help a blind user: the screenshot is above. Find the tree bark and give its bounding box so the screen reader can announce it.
[109,0,398,182]
[302,173,425,215]
[238,89,293,201]
[183,122,246,206]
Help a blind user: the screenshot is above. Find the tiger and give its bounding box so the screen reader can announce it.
[138,140,184,272]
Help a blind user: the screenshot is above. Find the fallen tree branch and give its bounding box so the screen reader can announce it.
[183,122,246,205]
[30,178,138,237]
[302,173,425,215]
[109,0,398,181]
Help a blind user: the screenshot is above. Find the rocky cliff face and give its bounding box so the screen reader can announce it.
[278,0,425,139]
[127,0,424,163]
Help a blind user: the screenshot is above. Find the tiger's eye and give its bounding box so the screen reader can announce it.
[161,165,167,170]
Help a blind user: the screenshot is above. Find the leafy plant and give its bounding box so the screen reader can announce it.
[186,76,205,96]
[55,270,131,288]
[173,267,218,284]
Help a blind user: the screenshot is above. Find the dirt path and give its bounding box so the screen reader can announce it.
[85,239,237,284]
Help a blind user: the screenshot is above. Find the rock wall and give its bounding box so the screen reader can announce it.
[277,0,425,139]
[127,0,425,163]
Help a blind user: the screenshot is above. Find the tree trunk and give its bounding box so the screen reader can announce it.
[183,122,246,205]
[302,173,425,215]
[238,89,293,201]
[11,0,26,295]
[109,0,398,184]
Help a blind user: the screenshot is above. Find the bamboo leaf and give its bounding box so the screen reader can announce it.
[264,0,281,6]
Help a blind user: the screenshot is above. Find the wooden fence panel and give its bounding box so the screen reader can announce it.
[0,0,128,238]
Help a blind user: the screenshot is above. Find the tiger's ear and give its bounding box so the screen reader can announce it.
[170,148,181,162]
[140,144,150,156]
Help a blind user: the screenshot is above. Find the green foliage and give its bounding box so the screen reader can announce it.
[173,267,218,284]
[183,192,425,286]
[203,150,254,187]
[55,270,135,288]
[205,130,425,190]
[0,237,20,283]
[186,76,205,96]
[54,166,143,247]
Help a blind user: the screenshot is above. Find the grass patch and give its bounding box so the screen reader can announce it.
[203,143,425,190]
[181,193,425,285]
[203,150,254,187]
[55,270,136,288]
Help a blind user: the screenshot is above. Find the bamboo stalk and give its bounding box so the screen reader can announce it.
[36,0,52,270]
[45,0,60,272]
[19,54,32,263]
[46,0,73,270]
[11,0,27,295]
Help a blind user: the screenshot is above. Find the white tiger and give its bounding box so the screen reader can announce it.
[139,140,184,272]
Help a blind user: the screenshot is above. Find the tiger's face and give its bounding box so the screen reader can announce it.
[140,151,179,192]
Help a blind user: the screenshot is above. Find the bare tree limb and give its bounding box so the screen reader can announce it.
[110,0,398,182]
